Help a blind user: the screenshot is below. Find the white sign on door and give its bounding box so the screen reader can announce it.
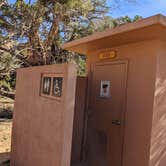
[100,80,110,98]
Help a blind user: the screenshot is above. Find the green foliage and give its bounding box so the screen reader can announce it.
[68,54,86,76]
[0,53,20,92]
[112,15,142,26]
[0,0,142,98]
[0,0,109,97]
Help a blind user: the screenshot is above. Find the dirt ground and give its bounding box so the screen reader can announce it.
[0,120,12,153]
[0,96,13,165]
[0,96,13,154]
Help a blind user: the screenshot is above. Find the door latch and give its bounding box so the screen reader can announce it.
[112,120,121,125]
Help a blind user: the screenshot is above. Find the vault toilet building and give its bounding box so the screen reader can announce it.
[63,14,166,166]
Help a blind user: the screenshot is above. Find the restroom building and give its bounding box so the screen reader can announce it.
[63,14,166,166]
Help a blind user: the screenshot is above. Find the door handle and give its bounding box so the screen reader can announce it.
[112,120,121,125]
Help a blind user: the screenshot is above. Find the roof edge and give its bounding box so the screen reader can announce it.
[62,14,166,50]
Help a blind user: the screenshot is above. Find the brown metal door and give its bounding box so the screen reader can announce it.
[87,61,128,166]
[72,77,87,163]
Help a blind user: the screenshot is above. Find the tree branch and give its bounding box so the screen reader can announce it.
[0,46,31,67]
[44,18,59,49]
[0,89,15,100]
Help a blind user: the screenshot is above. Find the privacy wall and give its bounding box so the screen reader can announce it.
[11,64,77,166]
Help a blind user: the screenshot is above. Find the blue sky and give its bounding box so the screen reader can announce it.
[108,0,166,18]
[8,0,166,18]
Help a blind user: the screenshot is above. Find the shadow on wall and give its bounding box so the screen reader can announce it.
[150,78,166,165]
[0,152,10,166]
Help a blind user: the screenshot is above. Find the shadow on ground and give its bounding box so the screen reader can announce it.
[0,110,13,119]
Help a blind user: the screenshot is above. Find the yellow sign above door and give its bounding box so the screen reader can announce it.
[99,51,116,60]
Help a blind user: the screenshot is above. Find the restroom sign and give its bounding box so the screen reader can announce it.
[100,80,110,98]
[40,73,63,100]
[99,51,116,60]
[42,77,51,95]
[52,77,63,97]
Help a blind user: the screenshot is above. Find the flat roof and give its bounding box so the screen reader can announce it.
[62,14,166,55]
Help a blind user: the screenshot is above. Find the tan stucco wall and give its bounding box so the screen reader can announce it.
[86,40,159,166]
[149,41,166,166]
[11,64,77,166]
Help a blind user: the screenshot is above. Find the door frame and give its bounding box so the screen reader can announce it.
[84,59,129,165]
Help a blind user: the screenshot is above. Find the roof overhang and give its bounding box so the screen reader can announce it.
[62,14,166,55]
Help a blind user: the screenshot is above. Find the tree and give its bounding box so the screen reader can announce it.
[0,0,109,98]
[93,15,142,32]
[0,53,19,99]
[0,0,142,99]
[0,0,109,64]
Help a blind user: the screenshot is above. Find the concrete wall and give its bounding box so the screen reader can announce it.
[11,64,77,166]
[86,40,159,166]
[149,41,166,166]
[71,77,87,163]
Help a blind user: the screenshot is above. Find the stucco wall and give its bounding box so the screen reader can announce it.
[149,41,166,166]
[11,64,77,166]
[86,40,159,166]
